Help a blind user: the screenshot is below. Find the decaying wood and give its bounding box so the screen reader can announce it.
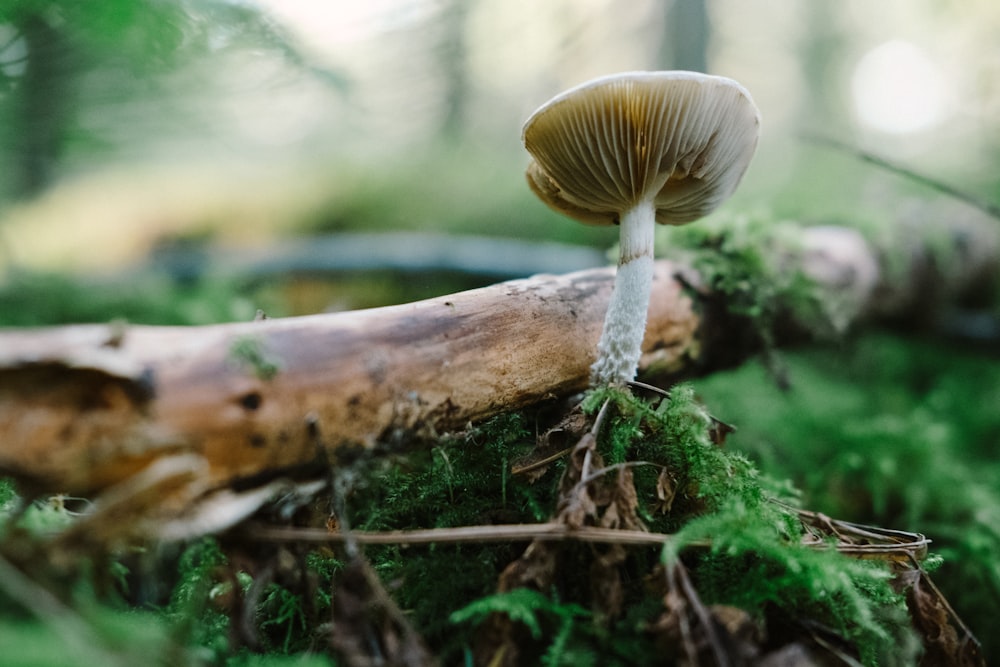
[0,262,696,496]
[0,213,997,501]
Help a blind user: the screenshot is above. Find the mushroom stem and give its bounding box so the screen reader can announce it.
[589,199,657,386]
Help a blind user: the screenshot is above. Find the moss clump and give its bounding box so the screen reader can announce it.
[0,341,975,665]
[321,384,918,664]
[670,496,917,666]
[228,335,281,380]
[694,331,1000,660]
[662,212,831,333]
[0,378,932,665]
[584,386,916,665]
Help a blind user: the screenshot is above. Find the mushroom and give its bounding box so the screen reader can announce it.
[522,71,761,386]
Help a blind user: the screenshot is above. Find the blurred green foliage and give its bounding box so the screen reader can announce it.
[0,0,343,200]
[1,205,998,663]
[0,1,998,664]
[693,332,1000,659]
[303,147,612,249]
[0,364,948,665]
[0,270,258,326]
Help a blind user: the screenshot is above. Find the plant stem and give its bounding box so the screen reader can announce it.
[590,199,656,386]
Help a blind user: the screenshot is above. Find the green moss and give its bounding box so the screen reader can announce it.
[661,212,829,334]
[450,588,589,642]
[2,204,994,663]
[693,331,1000,659]
[450,589,621,667]
[389,385,917,664]
[166,538,231,656]
[0,479,15,510]
[228,335,281,380]
[672,496,916,666]
[0,339,968,665]
[0,494,82,539]
[224,655,335,667]
[579,387,917,663]
[582,384,775,533]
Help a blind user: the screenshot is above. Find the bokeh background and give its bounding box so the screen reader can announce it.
[2,0,999,303]
[2,2,1000,662]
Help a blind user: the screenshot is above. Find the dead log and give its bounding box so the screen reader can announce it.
[0,215,996,499]
[0,262,697,496]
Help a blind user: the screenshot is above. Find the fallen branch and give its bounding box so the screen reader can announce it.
[247,522,687,547]
[0,216,996,498]
[0,260,697,495]
[243,508,931,560]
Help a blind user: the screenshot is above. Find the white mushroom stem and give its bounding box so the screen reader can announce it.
[589,198,657,386]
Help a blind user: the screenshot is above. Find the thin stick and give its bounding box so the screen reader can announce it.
[673,559,731,667]
[510,446,573,476]
[579,460,661,487]
[803,133,1000,221]
[247,514,930,564]
[246,522,688,547]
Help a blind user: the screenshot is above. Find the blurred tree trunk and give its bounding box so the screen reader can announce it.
[11,12,76,197]
[660,0,709,72]
[801,2,848,132]
[437,0,472,140]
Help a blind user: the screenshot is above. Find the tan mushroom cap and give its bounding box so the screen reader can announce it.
[523,71,761,226]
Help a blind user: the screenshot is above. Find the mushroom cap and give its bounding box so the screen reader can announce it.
[522,71,760,226]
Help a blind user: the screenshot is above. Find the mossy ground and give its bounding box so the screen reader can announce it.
[693,331,1000,660]
[3,346,983,664]
[0,212,997,664]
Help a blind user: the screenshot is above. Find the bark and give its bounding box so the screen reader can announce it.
[0,262,696,495]
[0,218,996,497]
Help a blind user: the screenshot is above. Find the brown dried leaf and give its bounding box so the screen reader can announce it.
[556,431,604,529]
[608,466,644,532]
[646,562,763,666]
[589,541,626,622]
[510,404,589,481]
[893,568,985,667]
[497,540,557,594]
[561,431,600,492]
[795,507,930,564]
[654,467,678,514]
[473,540,559,667]
[707,413,737,446]
[543,407,591,448]
[330,557,436,667]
